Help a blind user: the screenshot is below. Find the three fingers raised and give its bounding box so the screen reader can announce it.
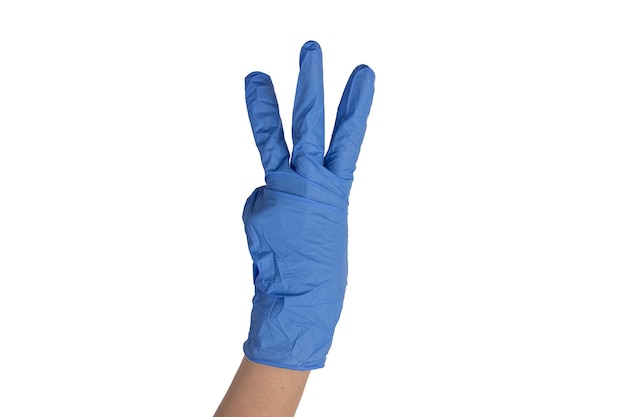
[245,43,375,183]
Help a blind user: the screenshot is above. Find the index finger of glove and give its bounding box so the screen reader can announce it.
[245,71,290,174]
[324,65,375,180]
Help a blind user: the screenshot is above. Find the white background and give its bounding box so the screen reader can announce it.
[1,1,625,416]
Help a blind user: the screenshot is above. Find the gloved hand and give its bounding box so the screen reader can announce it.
[242,40,375,370]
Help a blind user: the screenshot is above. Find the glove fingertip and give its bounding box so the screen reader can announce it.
[245,71,271,86]
[353,64,375,79]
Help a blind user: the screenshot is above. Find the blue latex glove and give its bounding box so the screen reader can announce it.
[242,41,375,370]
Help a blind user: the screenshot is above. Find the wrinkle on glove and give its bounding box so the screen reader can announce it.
[242,41,374,370]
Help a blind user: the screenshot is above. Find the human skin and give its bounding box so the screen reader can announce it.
[213,356,310,417]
